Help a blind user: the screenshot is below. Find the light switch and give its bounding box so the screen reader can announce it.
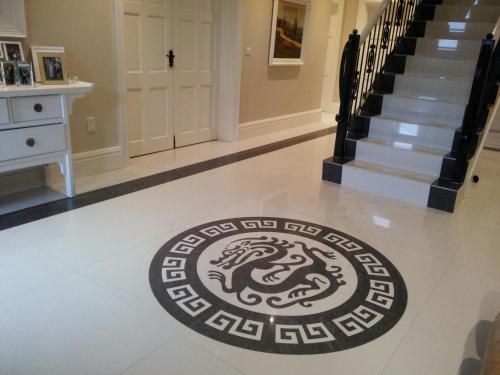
[245,47,252,56]
[86,116,96,133]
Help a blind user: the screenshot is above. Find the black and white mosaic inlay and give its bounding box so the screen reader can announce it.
[149,218,407,354]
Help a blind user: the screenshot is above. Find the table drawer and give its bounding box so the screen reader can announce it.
[11,95,63,123]
[0,124,66,162]
[0,99,9,125]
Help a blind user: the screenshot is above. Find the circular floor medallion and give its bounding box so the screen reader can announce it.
[149,218,407,354]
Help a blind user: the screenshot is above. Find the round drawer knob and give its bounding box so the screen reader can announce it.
[34,103,43,113]
[26,138,35,147]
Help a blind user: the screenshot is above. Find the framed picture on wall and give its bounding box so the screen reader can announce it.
[36,52,69,85]
[31,46,65,82]
[269,0,311,66]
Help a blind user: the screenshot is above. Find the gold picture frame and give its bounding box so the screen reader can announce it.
[36,51,69,85]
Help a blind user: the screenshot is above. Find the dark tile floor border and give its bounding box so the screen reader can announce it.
[484,146,500,153]
[0,127,336,231]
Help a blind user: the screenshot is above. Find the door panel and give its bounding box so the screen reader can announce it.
[173,0,218,147]
[123,0,218,155]
[123,0,174,157]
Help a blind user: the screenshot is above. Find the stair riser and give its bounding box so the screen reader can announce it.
[434,6,500,22]
[425,21,495,40]
[393,75,472,103]
[415,38,482,60]
[405,56,476,78]
[355,141,444,176]
[369,119,457,151]
[382,96,466,125]
[342,166,431,207]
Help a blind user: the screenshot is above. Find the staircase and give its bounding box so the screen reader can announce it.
[323,0,500,212]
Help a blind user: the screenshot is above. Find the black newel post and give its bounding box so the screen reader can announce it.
[334,30,360,159]
[454,34,495,183]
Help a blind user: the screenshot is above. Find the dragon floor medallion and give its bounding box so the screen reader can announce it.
[150,218,407,354]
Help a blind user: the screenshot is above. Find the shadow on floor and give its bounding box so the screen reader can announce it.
[459,292,499,375]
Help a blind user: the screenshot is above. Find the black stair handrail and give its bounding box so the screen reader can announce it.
[453,34,500,183]
[334,0,422,159]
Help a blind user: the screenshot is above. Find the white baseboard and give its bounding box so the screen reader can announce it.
[322,112,336,125]
[0,146,125,197]
[49,146,125,184]
[0,167,45,196]
[321,103,340,125]
[238,109,323,140]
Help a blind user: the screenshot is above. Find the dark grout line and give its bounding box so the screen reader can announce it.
[0,127,336,231]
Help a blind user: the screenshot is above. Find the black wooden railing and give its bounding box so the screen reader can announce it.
[335,0,423,159]
[454,34,500,182]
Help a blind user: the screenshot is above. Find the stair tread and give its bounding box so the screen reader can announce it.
[414,38,482,60]
[389,91,468,105]
[384,93,466,106]
[377,112,461,129]
[346,160,437,184]
[434,5,500,22]
[418,36,483,43]
[443,0,500,5]
[367,130,453,152]
[358,137,449,156]
[427,20,496,26]
[406,55,477,64]
[437,4,500,6]
[399,72,473,83]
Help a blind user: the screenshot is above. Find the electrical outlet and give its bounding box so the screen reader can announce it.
[86,116,96,134]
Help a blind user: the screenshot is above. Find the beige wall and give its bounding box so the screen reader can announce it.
[24,0,334,146]
[25,0,120,154]
[332,0,358,103]
[239,0,332,123]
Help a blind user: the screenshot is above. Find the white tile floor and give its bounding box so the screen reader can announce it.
[0,130,499,375]
[0,122,333,216]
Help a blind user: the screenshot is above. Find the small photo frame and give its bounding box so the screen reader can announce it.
[16,61,34,86]
[31,46,65,82]
[2,41,24,62]
[1,62,16,86]
[37,52,69,85]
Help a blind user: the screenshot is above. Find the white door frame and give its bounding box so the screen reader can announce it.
[113,0,243,164]
[321,0,346,122]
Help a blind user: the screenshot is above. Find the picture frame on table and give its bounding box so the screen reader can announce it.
[31,46,65,82]
[1,41,24,62]
[16,61,34,86]
[1,61,16,86]
[36,51,69,85]
[269,0,311,66]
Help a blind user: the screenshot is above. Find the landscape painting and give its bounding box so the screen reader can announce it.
[269,0,310,66]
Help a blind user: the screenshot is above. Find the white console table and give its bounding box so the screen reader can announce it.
[0,82,94,197]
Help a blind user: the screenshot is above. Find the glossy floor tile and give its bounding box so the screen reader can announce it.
[0,132,499,374]
[0,122,333,217]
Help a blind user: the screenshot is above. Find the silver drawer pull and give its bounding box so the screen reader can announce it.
[34,103,43,113]
[26,138,35,147]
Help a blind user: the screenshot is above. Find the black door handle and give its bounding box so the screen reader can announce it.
[167,50,175,68]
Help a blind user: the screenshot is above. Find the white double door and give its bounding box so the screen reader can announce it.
[123,0,218,157]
